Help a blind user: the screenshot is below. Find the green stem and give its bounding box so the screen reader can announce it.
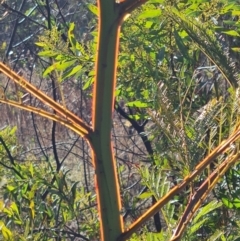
[90,1,148,239]
[90,1,123,240]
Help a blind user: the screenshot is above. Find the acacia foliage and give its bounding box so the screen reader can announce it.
[117,0,240,239]
[0,0,240,240]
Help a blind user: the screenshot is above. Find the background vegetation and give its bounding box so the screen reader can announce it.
[0,0,240,240]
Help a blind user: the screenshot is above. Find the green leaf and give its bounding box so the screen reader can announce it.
[3,207,13,216]
[38,50,57,57]
[189,218,207,235]
[129,114,141,121]
[70,182,79,203]
[115,89,121,97]
[62,211,69,222]
[27,188,36,200]
[185,125,196,139]
[9,126,17,135]
[83,77,94,90]
[35,42,47,47]
[0,200,4,211]
[137,9,161,19]
[138,192,154,199]
[75,42,86,55]
[222,197,234,208]
[232,10,240,16]
[24,219,30,237]
[10,202,19,216]
[233,198,240,208]
[68,23,76,49]
[21,183,29,195]
[13,220,22,225]
[55,60,76,71]
[231,47,240,52]
[222,30,240,37]
[68,22,75,34]
[87,4,98,16]
[6,185,15,191]
[145,21,154,29]
[43,65,55,77]
[220,233,227,241]
[63,65,82,79]
[1,225,13,240]
[29,163,34,178]
[29,200,35,219]
[193,200,222,223]
[0,221,13,240]
[221,3,236,14]
[207,229,224,241]
[55,54,65,61]
[130,54,135,62]
[126,101,149,108]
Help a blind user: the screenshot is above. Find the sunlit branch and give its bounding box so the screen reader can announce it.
[118,126,240,240]
[0,99,89,138]
[170,152,240,241]
[0,62,92,135]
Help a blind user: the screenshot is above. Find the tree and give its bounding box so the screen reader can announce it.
[0,0,240,240]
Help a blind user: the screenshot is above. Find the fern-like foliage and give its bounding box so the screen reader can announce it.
[167,8,239,89]
[144,11,240,235]
[149,81,222,175]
